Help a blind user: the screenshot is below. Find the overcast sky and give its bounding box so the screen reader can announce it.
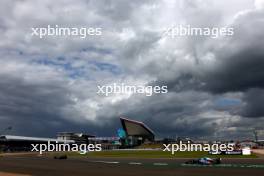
[0,0,264,140]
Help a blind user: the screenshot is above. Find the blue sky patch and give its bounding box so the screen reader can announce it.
[89,60,122,75]
[215,98,241,107]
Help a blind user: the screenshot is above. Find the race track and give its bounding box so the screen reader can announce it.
[0,155,264,176]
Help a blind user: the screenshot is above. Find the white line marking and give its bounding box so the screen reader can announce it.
[93,161,120,164]
[153,163,168,166]
[129,162,142,165]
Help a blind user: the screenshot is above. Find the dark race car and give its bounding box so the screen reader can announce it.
[54,154,67,159]
[185,157,221,165]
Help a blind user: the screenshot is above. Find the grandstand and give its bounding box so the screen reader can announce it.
[120,117,155,146]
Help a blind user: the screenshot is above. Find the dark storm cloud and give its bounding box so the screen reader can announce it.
[0,72,73,136]
[203,47,264,93]
[239,88,264,118]
[202,9,264,93]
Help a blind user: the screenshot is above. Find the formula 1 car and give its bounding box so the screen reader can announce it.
[54,154,67,159]
[185,157,221,165]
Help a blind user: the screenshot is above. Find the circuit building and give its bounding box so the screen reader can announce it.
[120,117,155,146]
[0,135,74,152]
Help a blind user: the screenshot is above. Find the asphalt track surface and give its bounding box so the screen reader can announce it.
[0,155,264,176]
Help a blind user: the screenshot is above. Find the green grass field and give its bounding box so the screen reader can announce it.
[66,150,258,159]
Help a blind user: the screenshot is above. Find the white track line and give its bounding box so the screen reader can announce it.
[129,162,142,165]
[92,161,120,164]
[153,163,168,166]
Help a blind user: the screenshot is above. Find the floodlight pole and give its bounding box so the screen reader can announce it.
[253,130,258,142]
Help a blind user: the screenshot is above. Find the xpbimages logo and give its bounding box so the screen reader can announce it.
[97,83,168,96]
[163,24,234,38]
[31,141,102,154]
[31,25,102,38]
[163,141,234,155]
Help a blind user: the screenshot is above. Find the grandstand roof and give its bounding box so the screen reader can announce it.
[0,135,74,143]
[120,117,155,140]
